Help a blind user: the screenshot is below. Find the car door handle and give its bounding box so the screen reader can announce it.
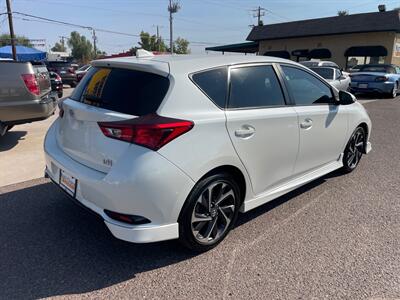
[235,125,255,138]
[300,118,313,129]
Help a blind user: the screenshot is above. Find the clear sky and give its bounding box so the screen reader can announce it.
[0,0,399,54]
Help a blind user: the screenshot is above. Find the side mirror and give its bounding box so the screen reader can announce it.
[339,75,346,80]
[338,90,356,105]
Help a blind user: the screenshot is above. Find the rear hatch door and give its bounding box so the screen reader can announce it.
[56,63,170,173]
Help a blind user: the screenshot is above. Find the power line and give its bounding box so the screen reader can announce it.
[12,11,221,46]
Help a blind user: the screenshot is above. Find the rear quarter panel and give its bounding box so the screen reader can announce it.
[157,73,254,201]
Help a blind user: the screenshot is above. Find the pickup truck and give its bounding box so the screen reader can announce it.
[0,61,57,136]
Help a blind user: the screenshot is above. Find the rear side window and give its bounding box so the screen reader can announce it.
[228,65,285,109]
[71,67,170,116]
[191,67,227,108]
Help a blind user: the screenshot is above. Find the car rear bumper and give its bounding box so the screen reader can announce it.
[0,95,57,124]
[44,121,195,243]
[350,81,394,94]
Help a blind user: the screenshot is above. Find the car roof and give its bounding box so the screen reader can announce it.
[300,60,339,68]
[92,54,298,76]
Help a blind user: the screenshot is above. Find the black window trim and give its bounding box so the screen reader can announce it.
[226,62,290,111]
[276,63,338,107]
[188,66,229,110]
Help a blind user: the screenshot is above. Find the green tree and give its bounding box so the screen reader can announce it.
[67,31,94,63]
[173,37,190,54]
[0,34,33,47]
[51,41,67,52]
[337,10,349,16]
[138,31,167,52]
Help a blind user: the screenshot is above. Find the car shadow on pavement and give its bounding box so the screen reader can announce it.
[0,131,27,152]
[0,181,196,299]
[0,175,331,299]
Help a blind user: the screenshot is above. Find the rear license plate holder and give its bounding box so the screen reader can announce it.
[59,169,77,197]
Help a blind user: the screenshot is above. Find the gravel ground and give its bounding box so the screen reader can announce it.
[0,97,399,300]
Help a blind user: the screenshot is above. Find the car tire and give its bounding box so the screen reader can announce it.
[341,126,366,173]
[58,92,63,98]
[388,83,398,98]
[178,172,241,252]
[0,122,8,137]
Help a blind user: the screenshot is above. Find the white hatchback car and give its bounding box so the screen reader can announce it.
[44,54,372,251]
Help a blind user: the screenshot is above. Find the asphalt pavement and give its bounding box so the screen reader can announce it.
[0,97,399,299]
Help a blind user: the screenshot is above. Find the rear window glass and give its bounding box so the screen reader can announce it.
[191,67,227,108]
[47,62,70,68]
[310,67,334,80]
[70,67,169,116]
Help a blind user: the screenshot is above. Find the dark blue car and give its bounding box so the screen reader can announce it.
[350,64,400,98]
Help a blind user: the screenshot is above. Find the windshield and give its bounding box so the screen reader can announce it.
[78,64,90,71]
[310,67,334,80]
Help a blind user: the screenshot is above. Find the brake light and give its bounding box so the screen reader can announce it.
[55,73,62,81]
[21,74,40,95]
[68,67,75,74]
[98,114,194,150]
[375,76,388,82]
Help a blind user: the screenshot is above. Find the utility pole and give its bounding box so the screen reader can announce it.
[6,0,17,60]
[153,25,164,52]
[156,25,160,52]
[59,35,68,50]
[92,28,97,58]
[168,0,180,54]
[251,6,266,26]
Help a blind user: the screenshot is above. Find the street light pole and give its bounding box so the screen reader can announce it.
[6,0,17,60]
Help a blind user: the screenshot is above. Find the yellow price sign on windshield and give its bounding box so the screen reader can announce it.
[86,68,111,99]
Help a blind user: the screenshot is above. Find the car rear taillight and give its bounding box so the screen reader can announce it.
[98,114,194,150]
[21,74,40,95]
[55,73,62,81]
[68,67,75,74]
[375,76,388,82]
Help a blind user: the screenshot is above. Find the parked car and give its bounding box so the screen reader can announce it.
[300,60,340,69]
[0,60,56,136]
[349,64,400,98]
[44,55,372,251]
[49,71,63,99]
[348,64,364,73]
[75,64,91,82]
[309,67,351,91]
[45,61,77,87]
